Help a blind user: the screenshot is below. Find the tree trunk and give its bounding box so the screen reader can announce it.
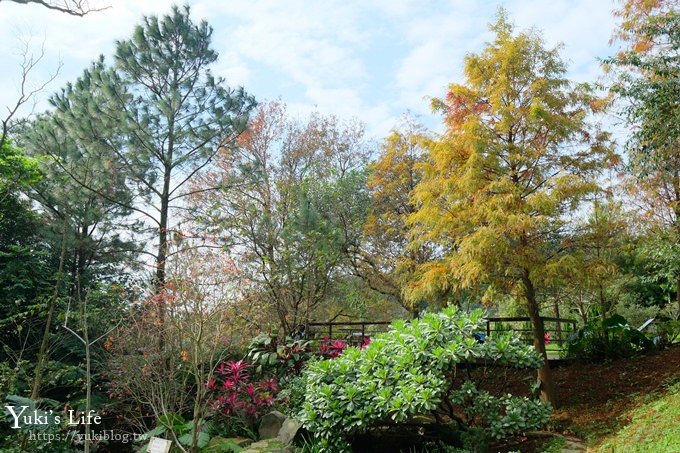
[522,269,557,407]
[31,223,68,400]
[82,290,92,453]
[155,157,172,354]
[676,272,680,315]
[599,282,607,322]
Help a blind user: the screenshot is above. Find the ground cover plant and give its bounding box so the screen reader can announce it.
[299,307,551,452]
[595,379,680,453]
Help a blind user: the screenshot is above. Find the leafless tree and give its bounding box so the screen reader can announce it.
[1,35,61,149]
[1,0,109,17]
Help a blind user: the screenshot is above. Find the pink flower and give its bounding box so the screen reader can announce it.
[544,333,552,345]
[330,340,346,350]
[226,360,251,381]
[262,378,278,392]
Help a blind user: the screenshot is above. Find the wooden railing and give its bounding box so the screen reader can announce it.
[306,316,578,349]
[485,316,577,348]
[306,321,391,347]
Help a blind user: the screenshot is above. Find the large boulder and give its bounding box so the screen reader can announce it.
[258,411,287,439]
[278,417,302,445]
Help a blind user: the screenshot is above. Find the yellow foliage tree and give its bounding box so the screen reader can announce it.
[408,11,613,405]
[355,118,435,315]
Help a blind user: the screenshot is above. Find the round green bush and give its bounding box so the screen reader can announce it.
[299,307,551,452]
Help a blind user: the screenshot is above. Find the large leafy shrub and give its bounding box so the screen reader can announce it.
[567,314,654,362]
[247,333,356,379]
[299,307,551,452]
[247,333,312,377]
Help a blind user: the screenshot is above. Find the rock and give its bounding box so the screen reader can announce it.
[209,436,252,449]
[259,410,287,439]
[278,417,302,445]
[241,439,285,453]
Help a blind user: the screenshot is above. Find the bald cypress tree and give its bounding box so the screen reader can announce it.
[409,11,613,405]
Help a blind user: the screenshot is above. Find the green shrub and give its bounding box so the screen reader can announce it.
[614,300,659,330]
[247,333,311,377]
[567,314,654,362]
[278,373,308,415]
[299,307,551,452]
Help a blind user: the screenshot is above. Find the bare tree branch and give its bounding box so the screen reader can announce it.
[2,0,110,17]
[1,35,61,149]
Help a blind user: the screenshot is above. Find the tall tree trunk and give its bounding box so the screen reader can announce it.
[676,273,680,314]
[155,157,172,353]
[522,269,557,406]
[673,167,680,314]
[80,286,92,453]
[31,223,68,400]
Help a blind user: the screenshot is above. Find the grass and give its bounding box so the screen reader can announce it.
[542,437,567,453]
[590,381,680,452]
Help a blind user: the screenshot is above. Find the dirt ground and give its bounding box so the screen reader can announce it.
[490,345,680,452]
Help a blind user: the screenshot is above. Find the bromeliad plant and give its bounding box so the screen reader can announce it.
[207,360,278,431]
[317,337,348,359]
[299,307,551,452]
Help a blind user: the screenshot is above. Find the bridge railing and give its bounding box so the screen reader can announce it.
[306,321,391,347]
[485,316,577,348]
[305,316,578,350]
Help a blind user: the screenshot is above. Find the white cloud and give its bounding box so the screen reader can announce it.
[0,0,621,140]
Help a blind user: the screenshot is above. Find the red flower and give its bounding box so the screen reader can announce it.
[224,378,236,390]
[226,360,251,381]
[330,340,346,350]
[262,378,278,392]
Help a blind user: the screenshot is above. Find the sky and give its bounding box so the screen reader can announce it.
[0,0,623,140]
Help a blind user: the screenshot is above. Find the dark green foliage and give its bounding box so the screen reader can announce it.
[278,373,308,416]
[0,141,49,319]
[567,314,654,362]
[0,190,51,321]
[607,12,680,174]
[1,395,73,452]
[247,333,311,377]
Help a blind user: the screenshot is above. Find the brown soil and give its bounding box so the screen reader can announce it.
[490,345,680,452]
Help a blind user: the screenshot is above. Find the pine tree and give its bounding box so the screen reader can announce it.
[48,5,255,295]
